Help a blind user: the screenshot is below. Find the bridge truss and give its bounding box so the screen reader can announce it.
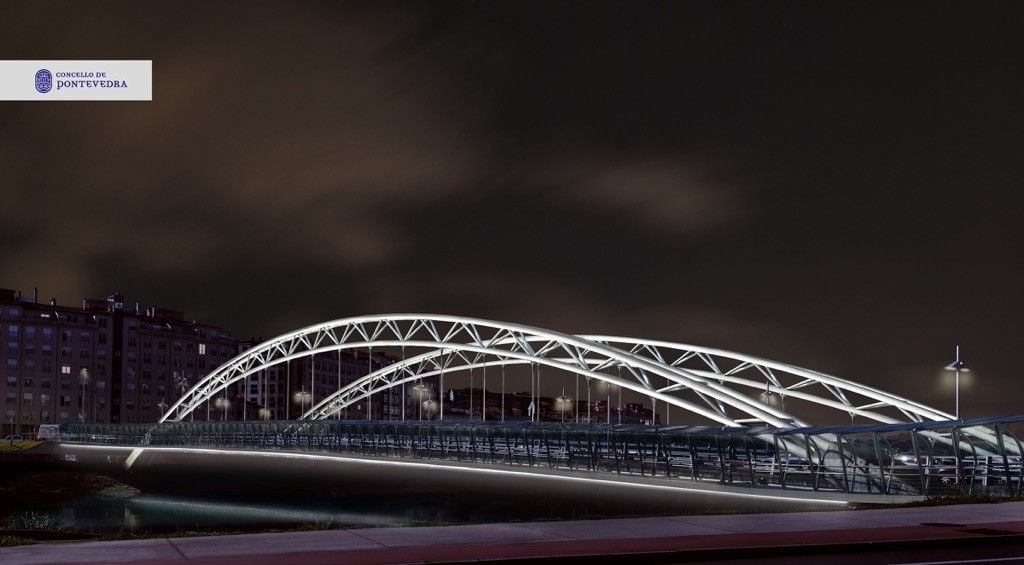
[161,315,953,428]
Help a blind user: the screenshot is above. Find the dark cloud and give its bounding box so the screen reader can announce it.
[1,1,1022,422]
[1,2,488,288]
[542,159,744,233]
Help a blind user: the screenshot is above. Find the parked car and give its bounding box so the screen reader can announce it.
[36,424,61,441]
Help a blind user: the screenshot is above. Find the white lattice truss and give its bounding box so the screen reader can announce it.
[161,315,953,427]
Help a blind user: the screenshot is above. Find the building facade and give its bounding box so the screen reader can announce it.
[1,288,238,434]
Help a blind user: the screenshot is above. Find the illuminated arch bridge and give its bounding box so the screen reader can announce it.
[162,314,952,427]
[58,315,1024,502]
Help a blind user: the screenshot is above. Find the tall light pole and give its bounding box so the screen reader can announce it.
[556,389,571,423]
[412,383,429,420]
[423,399,438,420]
[293,389,311,417]
[174,375,189,407]
[214,397,231,421]
[944,345,970,420]
[602,382,616,425]
[78,367,89,423]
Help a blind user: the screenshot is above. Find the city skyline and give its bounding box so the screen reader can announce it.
[1,2,1021,420]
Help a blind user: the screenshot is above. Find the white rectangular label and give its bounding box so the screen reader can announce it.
[0,60,152,101]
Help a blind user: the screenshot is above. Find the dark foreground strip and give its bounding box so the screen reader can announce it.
[465,533,1024,564]
[131,527,1024,565]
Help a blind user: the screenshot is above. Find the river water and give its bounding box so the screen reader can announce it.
[5,488,685,534]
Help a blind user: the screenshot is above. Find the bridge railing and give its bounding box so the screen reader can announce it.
[58,415,1024,498]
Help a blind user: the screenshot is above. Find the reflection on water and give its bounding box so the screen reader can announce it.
[122,495,414,530]
[13,493,457,533]
[3,464,828,533]
[7,489,639,533]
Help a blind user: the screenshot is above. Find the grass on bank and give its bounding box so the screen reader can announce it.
[890,493,1024,507]
[93,520,362,542]
[4,512,68,531]
[847,492,1024,510]
[0,536,38,547]
[0,440,41,453]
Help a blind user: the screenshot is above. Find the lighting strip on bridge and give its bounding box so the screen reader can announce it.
[63,444,849,505]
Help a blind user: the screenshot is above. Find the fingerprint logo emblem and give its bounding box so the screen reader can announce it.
[35,69,52,93]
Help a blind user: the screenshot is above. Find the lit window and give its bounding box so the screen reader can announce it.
[61,365,71,374]
[199,343,207,355]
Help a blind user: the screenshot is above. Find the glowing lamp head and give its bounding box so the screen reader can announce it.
[944,360,970,372]
[759,390,785,409]
[945,345,970,372]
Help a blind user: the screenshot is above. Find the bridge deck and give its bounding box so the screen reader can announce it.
[58,415,1024,499]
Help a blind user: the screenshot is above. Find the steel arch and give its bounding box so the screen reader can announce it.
[304,334,952,426]
[299,347,796,426]
[584,336,953,424]
[161,315,792,425]
[161,315,951,428]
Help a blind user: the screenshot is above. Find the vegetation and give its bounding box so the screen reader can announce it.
[95,521,364,541]
[858,493,1024,509]
[0,471,125,502]
[892,495,1024,507]
[0,439,41,453]
[96,529,246,541]
[295,518,338,531]
[0,536,37,547]
[4,511,67,531]
[396,518,449,528]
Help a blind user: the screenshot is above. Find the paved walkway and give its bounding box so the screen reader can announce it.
[3,502,1024,564]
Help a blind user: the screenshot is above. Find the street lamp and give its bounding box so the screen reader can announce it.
[556,390,572,423]
[173,375,194,421]
[214,397,231,421]
[412,383,430,420]
[292,390,312,418]
[422,399,438,420]
[78,367,89,423]
[759,381,784,410]
[944,345,970,420]
[599,382,617,425]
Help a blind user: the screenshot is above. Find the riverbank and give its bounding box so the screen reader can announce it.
[0,470,134,503]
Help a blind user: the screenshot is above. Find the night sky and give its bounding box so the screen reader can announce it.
[1,2,1022,421]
